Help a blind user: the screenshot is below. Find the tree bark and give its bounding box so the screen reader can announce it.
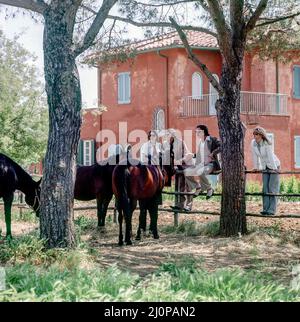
[40,6,81,248]
[217,57,247,236]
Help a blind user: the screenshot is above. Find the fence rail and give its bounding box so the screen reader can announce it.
[1,170,300,227]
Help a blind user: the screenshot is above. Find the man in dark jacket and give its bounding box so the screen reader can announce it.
[184,124,221,210]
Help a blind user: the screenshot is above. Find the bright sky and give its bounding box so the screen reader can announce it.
[0,9,98,108]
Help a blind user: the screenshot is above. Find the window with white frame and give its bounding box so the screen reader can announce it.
[266,133,274,153]
[192,72,203,98]
[118,72,131,104]
[295,136,300,168]
[83,140,94,166]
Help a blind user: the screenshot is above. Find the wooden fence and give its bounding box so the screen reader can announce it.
[1,170,300,227]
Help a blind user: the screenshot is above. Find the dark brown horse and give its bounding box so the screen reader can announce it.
[0,153,41,239]
[74,152,124,229]
[112,146,174,246]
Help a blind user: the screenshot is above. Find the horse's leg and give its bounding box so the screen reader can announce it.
[148,198,159,239]
[118,204,124,246]
[4,194,14,239]
[136,200,147,240]
[122,198,135,246]
[97,197,104,229]
[97,195,112,231]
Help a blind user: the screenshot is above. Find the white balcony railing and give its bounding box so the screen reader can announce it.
[179,92,288,117]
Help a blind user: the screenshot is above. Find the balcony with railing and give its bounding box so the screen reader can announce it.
[178,92,289,118]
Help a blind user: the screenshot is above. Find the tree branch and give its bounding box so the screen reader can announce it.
[106,15,218,37]
[122,0,197,8]
[197,0,210,13]
[169,17,223,96]
[82,3,217,37]
[74,0,118,57]
[0,0,48,14]
[246,0,268,31]
[256,11,300,28]
[205,0,232,63]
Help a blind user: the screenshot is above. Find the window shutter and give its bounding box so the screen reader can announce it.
[293,66,300,98]
[118,74,123,103]
[295,137,300,168]
[77,140,84,166]
[91,140,96,164]
[125,73,131,102]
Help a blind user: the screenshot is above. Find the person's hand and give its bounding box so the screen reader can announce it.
[207,153,214,162]
[184,153,194,162]
[174,159,182,166]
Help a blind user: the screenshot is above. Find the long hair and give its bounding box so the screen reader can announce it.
[253,127,271,145]
[148,130,158,141]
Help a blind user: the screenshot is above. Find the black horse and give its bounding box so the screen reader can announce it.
[0,153,41,239]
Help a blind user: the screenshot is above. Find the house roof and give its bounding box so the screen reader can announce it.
[86,30,219,66]
[129,30,219,53]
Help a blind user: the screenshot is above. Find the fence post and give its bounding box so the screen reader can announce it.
[174,174,179,227]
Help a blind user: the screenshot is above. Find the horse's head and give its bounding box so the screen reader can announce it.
[25,178,41,216]
[161,141,175,187]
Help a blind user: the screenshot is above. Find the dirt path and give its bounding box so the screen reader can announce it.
[77,200,300,282]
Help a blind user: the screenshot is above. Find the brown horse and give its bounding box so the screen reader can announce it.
[112,146,174,246]
[74,153,124,229]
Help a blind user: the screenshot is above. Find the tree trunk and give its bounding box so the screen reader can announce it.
[218,60,247,236]
[40,7,81,248]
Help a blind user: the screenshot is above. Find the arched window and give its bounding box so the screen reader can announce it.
[192,72,203,98]
[154,108,165,133]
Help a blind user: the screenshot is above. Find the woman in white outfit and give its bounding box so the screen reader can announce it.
[251,127,280,216]
[140,130,162,165]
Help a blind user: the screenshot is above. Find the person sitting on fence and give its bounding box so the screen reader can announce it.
[140,130,162,165]
[184,125,221,210]
[162,128,194,212]
[251,126,280,216]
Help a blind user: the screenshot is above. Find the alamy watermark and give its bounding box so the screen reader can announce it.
[94,122,200,165]
[0,267,6,291]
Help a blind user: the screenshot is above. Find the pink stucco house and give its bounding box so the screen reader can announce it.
[79,31,300,175]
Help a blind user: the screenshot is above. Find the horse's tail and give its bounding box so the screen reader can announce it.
[112,165,131,215]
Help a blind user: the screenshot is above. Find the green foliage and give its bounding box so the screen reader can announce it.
[0,29,48,166]
[1,261,299,302]
[0,230,299,301]
[249,223,282,238]
[161,220,220,237]
[14,211,38,223]
[198,221,220,237]
[246,181,262,201]
[246,177,300,202]
[175,220,202,236]
[74,216,98,232]
[0,234,64,266]
[0,263,138,302]
[281,176,300,202]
